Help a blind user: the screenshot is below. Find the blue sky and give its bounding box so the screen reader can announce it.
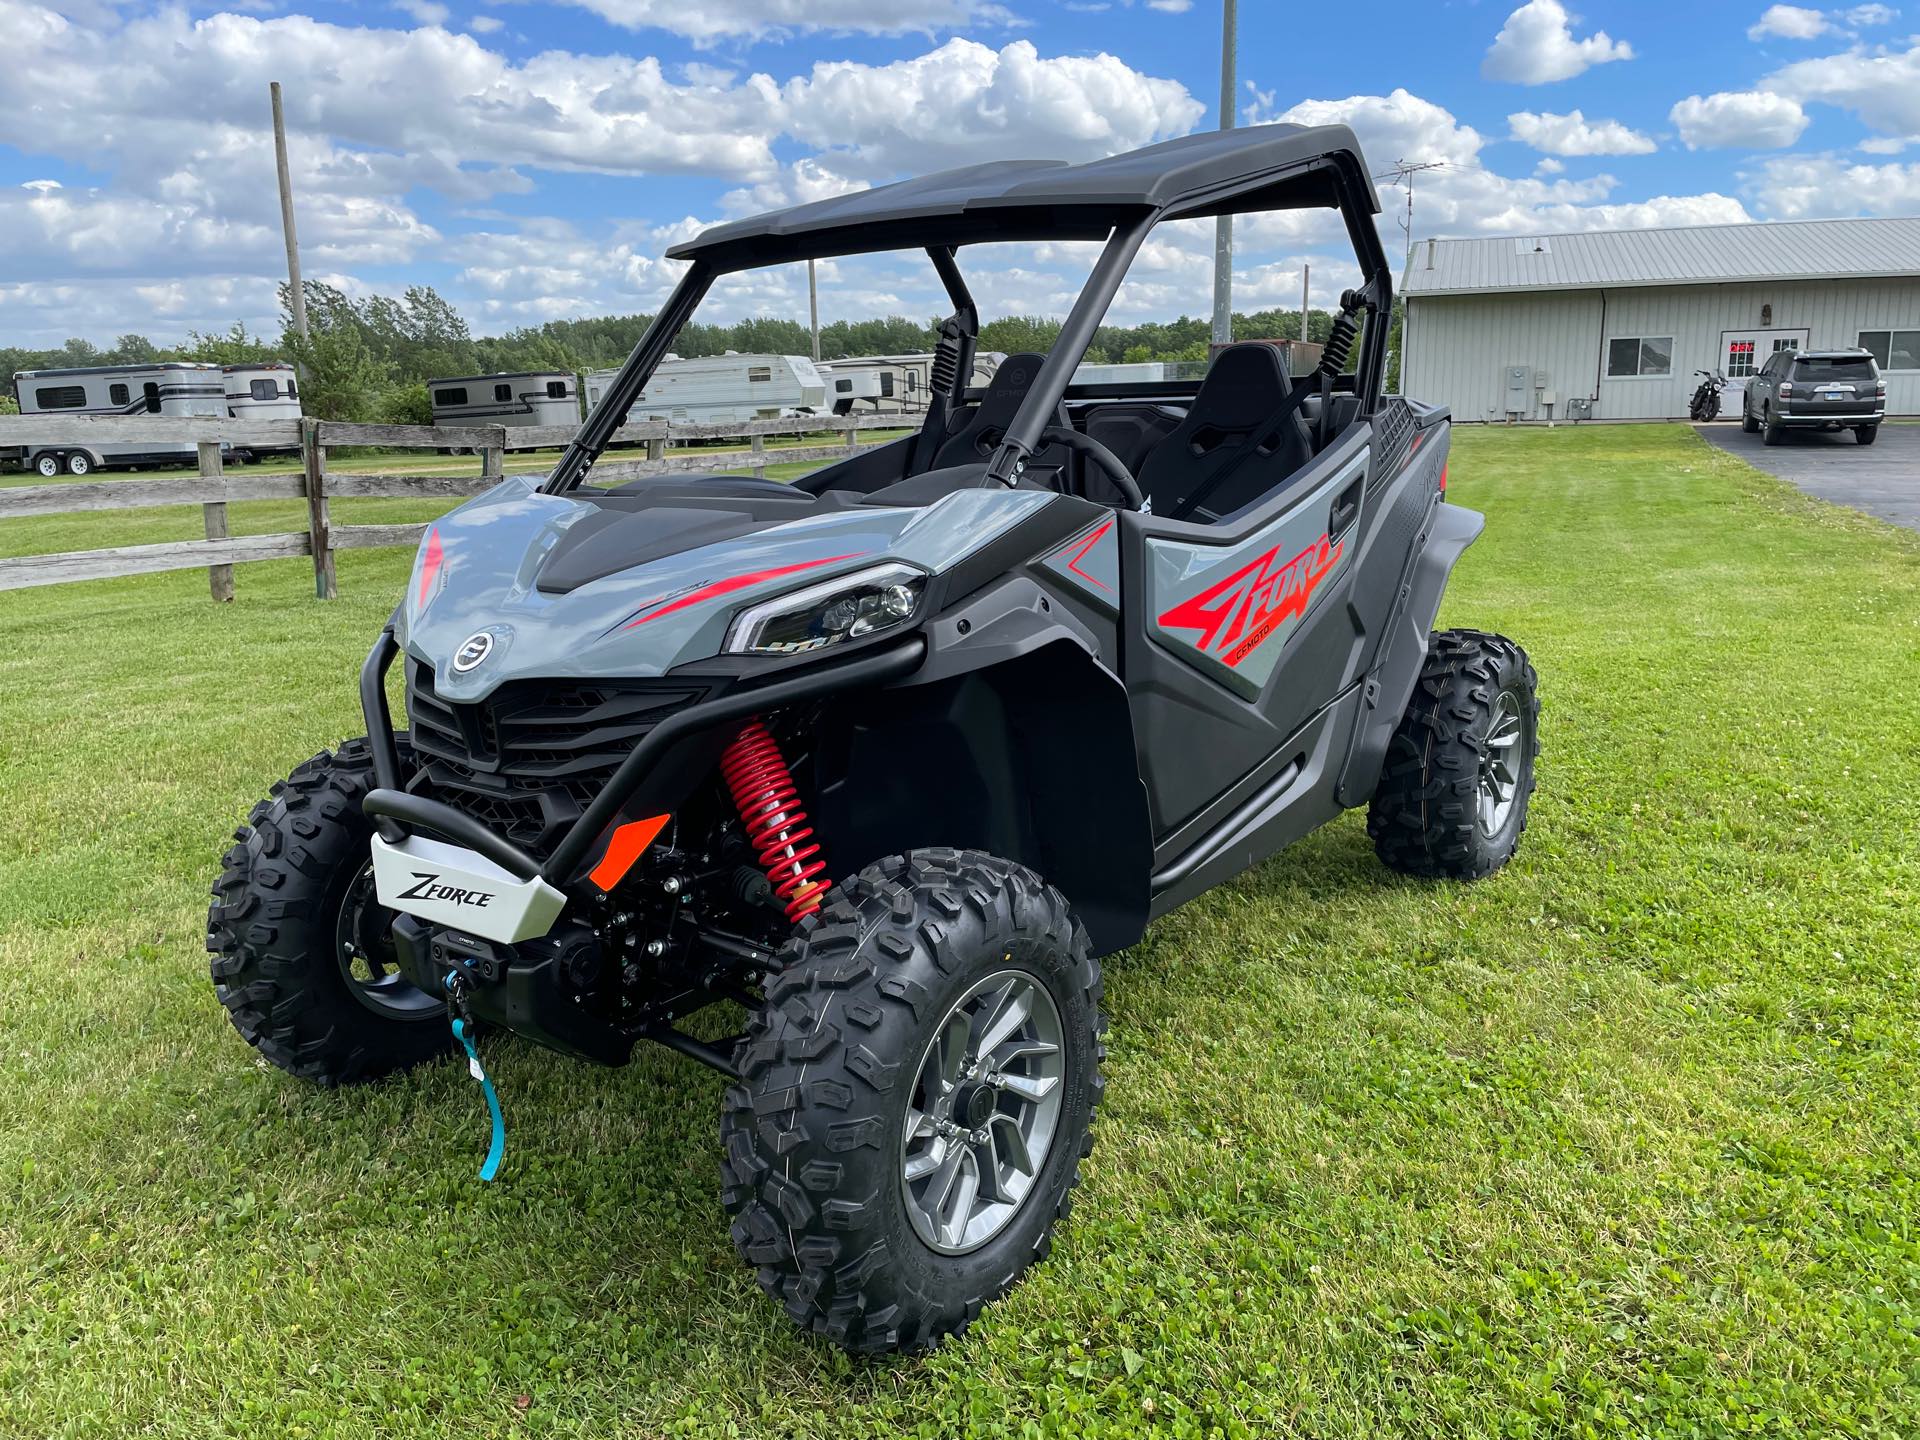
[2,0,1917,346]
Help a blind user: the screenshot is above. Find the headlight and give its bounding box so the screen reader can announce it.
[725,563,925,656]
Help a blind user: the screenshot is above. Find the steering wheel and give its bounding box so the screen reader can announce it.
[1037,426,1145,511]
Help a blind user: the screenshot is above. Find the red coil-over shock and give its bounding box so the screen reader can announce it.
[718,719,828,923]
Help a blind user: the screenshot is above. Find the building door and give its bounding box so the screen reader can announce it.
[1719,328,1809,417]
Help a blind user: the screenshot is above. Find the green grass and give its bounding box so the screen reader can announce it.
[2,425,1918,1437]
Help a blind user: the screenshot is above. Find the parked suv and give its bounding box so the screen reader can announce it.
[1742,348,1885,446]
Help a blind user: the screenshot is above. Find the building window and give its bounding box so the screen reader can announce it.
[109,383,130,406]
[1606,335,1673,379]
[747,366,774,382]
[434,387,469,406]
[493,383,512,403]
[249,379,279,400]
[35,384,87,410]
[1859,329,1920,371]
[545,380,567,399]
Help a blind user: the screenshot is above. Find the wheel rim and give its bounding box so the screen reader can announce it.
[37,456,58,477]
[1478,689,1525,836]
[901,969,1066,1255]
[69,455,89,475]
[335,860,440,1020]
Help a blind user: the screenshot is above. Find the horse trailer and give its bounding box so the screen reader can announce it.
[223,362,303,461]
[816,352,1005,415]
[428,373,581,432]
[5,362,226,476]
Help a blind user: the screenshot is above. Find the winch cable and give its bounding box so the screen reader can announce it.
[445,973,505,1182]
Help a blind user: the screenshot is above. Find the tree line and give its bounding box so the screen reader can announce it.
[2,282,1368,421]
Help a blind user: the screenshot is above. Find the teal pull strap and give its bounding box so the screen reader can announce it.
[450,1015,505,1182]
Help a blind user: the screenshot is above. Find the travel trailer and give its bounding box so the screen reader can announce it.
[428,372,581,432]
[223,362,303,460]
[817,351,1005,415]
[585,354,827,426]
[5,362,226,476]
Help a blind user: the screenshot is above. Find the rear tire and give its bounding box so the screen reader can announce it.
[1857,425,1879,446]
[1368,629,1540,880]
[207,737,449,1086]
[1762,408,1783,446]
[65,452,92,476]
[720,849,1104,1354]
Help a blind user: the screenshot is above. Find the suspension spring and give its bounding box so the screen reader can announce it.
[718,719,828,923]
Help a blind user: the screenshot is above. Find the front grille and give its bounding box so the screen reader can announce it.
[404,659,707,856]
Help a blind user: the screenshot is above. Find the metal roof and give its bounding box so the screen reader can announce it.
[669,124,1377,269]
[1401,215,1920,296]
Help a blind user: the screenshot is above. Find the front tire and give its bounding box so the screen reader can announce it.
[34,452,60,478]
[207,737,449,1086]
[721,849,1104,1354]
[1368,629,1540,880]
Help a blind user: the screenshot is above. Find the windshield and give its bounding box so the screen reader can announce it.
[1792,356,1876,384]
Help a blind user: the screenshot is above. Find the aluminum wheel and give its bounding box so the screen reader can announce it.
[334,860,440,1020]
[1478,689,1524,835]
[901,969,1065,1255]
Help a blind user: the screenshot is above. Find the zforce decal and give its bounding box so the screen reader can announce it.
[398,872,495,908]
[1157,533,1344,668]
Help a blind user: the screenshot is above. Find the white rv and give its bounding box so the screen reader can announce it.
[223,362,303,460]
[1071,360,1168,386]
[586,354,827,427]
[428,372,581,433]
[6,362,226,476]
[817,352,1005,415]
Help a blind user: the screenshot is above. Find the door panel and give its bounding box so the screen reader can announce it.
[1120,426,1373,835]
[1720,328,1808,417]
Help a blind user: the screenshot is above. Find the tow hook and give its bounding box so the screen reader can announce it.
[442,966,505,1182]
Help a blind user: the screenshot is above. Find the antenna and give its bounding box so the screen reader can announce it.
[1375,158,1446,258]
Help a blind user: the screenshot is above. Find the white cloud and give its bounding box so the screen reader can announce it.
[1145,0,1193,10]
[1843,4,1895,23]
[1534,156,1566,174]
[1482,0,1634,84]
[1747,152,1920,214]
[1764,40,1920,140]
[467,14,503,31]
[555,0,1015,46]
[780,39,1205,178]
[1748,4,1830,39]
[1508,109,1656,155]
[1669,90,1811,149]
[393,0,449,24]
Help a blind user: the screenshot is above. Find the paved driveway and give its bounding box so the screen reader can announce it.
[1697,421,1920,531]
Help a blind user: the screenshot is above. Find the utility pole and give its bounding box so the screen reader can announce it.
[270,82,309,348]
[1210,0,1236,348]
[1301,263,1310,343]
[807,259,820,362]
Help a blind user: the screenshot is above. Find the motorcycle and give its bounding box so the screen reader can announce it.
[1689,369,1727,422]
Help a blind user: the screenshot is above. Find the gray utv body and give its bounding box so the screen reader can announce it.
[366,123,1467,989]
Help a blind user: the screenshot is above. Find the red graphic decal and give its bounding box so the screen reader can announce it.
[416,526,444,610]
[619,553,863,630]
[1057,519,1114,591]
[1157,533,1344,668]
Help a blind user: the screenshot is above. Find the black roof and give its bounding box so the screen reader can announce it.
[669,124,1377,270]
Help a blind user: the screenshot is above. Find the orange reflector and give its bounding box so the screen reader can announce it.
[1438,462,1448,492]
[588,814,671,892]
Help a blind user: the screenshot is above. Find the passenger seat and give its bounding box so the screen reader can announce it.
[1133,345,1314,522]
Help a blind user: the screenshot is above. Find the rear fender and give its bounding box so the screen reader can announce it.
[810,576,1153,956]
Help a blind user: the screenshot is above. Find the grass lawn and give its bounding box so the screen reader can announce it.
[1,425,1917,1437]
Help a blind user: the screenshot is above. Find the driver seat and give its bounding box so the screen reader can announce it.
[923,352,1073,489]
[1135,344,1314,521]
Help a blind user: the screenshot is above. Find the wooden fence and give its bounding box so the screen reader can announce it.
[0,413,888,597]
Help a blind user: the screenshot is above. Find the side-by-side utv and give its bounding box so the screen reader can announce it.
[209,123,1540,1354]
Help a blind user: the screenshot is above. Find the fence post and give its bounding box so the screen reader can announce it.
[302,419,338,600]
[647,432,665,466]
[845,418,860,454]
[482,426,505,486]
[750,431,765,471]
[197,439,235,603]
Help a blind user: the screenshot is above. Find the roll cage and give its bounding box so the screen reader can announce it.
[543,123,1393,499]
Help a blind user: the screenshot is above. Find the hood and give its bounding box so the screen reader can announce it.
[398,475,1054,701]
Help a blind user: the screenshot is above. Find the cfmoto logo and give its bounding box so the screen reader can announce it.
[452,632,494,673]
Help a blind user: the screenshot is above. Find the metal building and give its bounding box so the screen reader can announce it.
[1399,216,1920,422]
